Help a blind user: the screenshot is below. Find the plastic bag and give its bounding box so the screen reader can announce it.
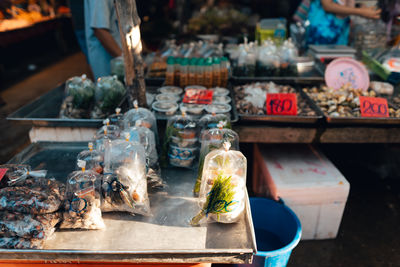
[0,236,44,249]
[92,75,126,118]
[77,142,104,174]
[0,164,30,188]
[123,121,164,189]
[0,212,60,240]
[60,162,105,230]
[198,113,231,133]
[59,74,95,119]
[102,136,150,215]
[162,111,199,168]
[191,142,246,225]
[194,127,239,195]
[93,120,121,153]
[0,178,64,214]
[108,107,125,129]
[110,56,125,82]
[123,101,158,135]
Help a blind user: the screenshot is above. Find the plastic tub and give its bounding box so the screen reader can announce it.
[158,86,183,95]
[180,103,205,115]
[171,135,198,148]
[185,85,207,91]
[168,145,198,168]
[156,93,180,103]
[240,198,301,267]
[205,103,231,115]
[213,95,231,104]
[211,87,230,96]
[152,101,179,116]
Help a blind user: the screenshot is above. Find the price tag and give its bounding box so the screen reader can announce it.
[183,89,213,104]
[0,168,8,182]
[266,93,298,116]
[360,96,389,118]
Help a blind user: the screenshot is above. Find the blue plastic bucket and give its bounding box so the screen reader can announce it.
[243,197,302,267]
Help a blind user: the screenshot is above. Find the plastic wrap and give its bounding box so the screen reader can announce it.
[92,75,126,118]
[198,113,231,132]
[123,122,164,189]
[123,101,158,139]
[0,164,31,188]
[102,137,150,215]
[0,177,64,214]
[162,111,199,168]
[0,212,60,240]
[60,163,105,230]
[194,127,239,195]
[77,142,104,174]
[191,142,246,225]
[59,74,95,118]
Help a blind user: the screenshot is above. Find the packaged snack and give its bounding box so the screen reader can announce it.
[92,75,126,118]
[102,135,150,215]
[77,142,104,174]
[123,122,164,189]
[194,126,239,195]
[60,161,105,230]
[191,142,246,225]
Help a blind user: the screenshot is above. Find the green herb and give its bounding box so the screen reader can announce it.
[191,174,235,226]
[160,124,180,167]
[193,142,220,195]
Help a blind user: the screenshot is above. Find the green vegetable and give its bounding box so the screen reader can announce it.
[160,124,180,167]
[191,174,235,226]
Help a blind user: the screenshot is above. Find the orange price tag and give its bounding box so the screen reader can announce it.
[266,93,298,116]
[183,89,213,104]
[360,96,389,118]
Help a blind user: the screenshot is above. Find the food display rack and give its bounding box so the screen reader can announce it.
[3,142,256,264]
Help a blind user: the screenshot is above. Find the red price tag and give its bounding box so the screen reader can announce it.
[0,168,8,182]
[360,96,389,118]
[266,93,298,116]
[183,89,213,104]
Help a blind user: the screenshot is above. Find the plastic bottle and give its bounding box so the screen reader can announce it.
[212,58,221,87]
[188,58,197,86]
[204,58,214,88]
[174,57,181,86]
[180,58,189,88]
[165,57,175,86]
[196,58,205,87]
[220,57,229,87]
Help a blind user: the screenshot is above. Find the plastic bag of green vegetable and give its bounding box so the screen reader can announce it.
[92,75,126,118]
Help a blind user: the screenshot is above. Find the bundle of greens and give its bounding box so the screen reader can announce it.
[92,75,126,118]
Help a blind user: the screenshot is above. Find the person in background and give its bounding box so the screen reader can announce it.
[296,0,382,45]
[84,0,122,79]
[68,0,88,59]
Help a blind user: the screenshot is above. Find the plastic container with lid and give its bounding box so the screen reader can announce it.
[165,56,175,86]
[94,75,126,117]
[152,101,179,116]
[213,95,231,104]
[184,85,207,91]
[204,58,214,88]
[205,103,231,116]
[155,93,180,103]
[194,128,240,195]
[180,103,205,115]
[158,85,183,95]
[168,145,198,168]
[211,87,230,97]
[212,58,221,87]
[191,142,247,225]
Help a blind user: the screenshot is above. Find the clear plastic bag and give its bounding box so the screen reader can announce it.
[110,56,125,82]
[0,164,31,188]
[77,142,104,174]
[60,162,105,230]
[93,120,121,153]
[198,113,231,133]
[0,177,64,214]
[92,75,126,118]
[123,122,164,189]
[0,236,44,249]
[108,108,125,129]
[0,212,60,240]
[162,111,199,168]
[102,137,150,215]
[59,74,95,119]
[194,128,239,195]
[123,101,158,138]
[191,142,246,225]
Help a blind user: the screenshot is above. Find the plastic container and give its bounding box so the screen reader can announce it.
[156,93,180,103]
[180,58,189,88]
[220,57,229,88]
[168,145,198,168]
[205,103,231,115]
[158,86,183,95]
[180,103,205,115]
[237,198,301,267]
[152,101,179,116]
[212,58,221,87]
[211,87,230,97]
[165,57,175,86]
[188,58,197,86]
[184,85,207,91]
[196,59,205,86]
[213,95,231,104]
[204,58,214,88]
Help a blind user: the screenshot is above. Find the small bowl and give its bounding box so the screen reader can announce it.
[159,86,183,95]
[156,93,180,103]
[185,85,207,91]
[152,101,178,116]
[180,103,205,115]
[205,103,232,115]
[213,95,231,104]
[211,87,230,97]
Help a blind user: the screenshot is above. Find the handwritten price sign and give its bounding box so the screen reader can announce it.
[266,93,298,116]
[360,96,389,118]
[183,89,214,104]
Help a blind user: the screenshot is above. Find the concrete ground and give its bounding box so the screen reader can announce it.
[1,52,400,266]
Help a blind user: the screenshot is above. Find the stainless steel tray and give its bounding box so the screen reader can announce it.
[4,142,256,264]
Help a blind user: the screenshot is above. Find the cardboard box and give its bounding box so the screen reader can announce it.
[253,144,350,240]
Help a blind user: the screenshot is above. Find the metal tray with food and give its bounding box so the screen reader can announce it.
[302,85,400,125]
[232,81,324,124]
[4,141,256,264]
